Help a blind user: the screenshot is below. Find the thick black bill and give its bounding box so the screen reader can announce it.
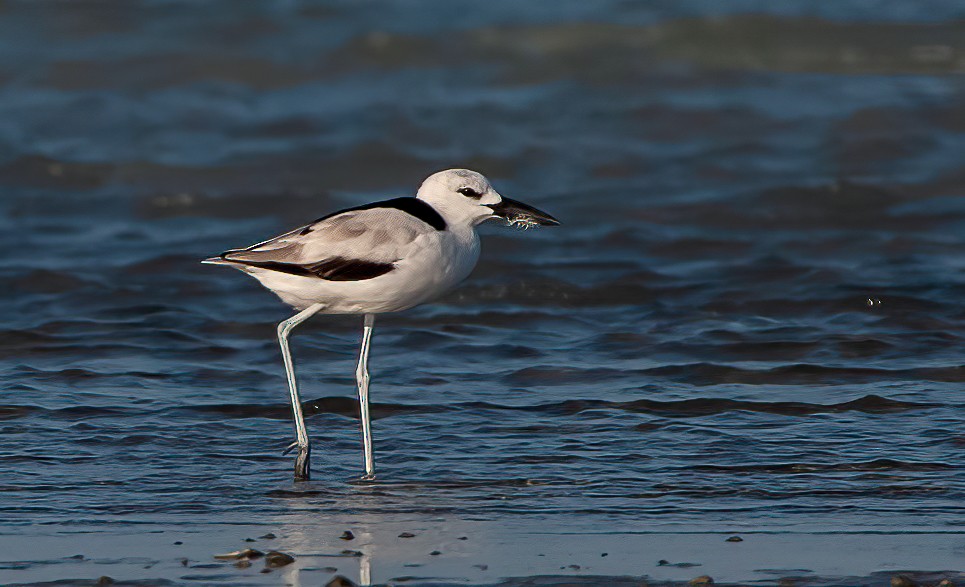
[488,197,560,227]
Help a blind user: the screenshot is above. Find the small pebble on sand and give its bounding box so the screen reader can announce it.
[340,549,363,557]
[398,532,416,538]
[259,533,276,540]
[725,536,743,542]
[601,553,608,557]
[214,548,263,561]
[244,538,255,542]
[265,550,296,568]
[658,559,700,568]
[474,564,488,570]
[325,575,357,587]
[173,541,183,545]
[340,531,355,541]
[458,536,468,540]
[430,550,442,556]
[689,575,714,586]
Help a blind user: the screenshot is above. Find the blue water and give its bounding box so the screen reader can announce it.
[2,0,965,562]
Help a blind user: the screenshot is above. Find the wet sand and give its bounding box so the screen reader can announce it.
[2,520,963,586]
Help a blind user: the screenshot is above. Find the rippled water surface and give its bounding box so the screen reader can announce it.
[2,0,965,549]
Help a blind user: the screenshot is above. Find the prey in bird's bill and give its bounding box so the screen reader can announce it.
[204,169,559,480]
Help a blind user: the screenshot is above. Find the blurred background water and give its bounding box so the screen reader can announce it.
[2,0,965,540]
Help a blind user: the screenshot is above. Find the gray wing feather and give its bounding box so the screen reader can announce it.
[220,207,427,266]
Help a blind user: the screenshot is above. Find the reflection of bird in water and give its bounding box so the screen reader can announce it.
[204,169,559,480]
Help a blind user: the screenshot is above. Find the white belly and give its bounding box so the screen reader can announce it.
[242,227,480,313]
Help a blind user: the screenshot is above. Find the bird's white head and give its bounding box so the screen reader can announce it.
[416,169,560,229]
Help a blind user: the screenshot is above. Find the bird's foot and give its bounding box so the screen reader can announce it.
[282,440,311,481]
[360,472,376,481]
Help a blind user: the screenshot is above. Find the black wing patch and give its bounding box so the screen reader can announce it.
[300,197,446,235]
[225,256,395,281]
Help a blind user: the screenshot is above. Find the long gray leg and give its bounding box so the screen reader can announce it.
[277,303,324,481]
[356,314,376,479]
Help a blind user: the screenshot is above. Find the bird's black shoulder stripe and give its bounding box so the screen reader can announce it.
[381,198,447,230]
[301,197,446,234]
[228,257,395,281]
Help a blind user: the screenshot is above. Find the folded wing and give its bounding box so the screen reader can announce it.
[207,204,432,281]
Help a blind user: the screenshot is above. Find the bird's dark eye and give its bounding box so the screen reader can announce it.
[457,187,481,199]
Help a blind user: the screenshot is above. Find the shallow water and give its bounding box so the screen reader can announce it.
[2,1,965,584]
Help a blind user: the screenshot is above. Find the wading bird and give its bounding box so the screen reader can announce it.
[204,169,559,480]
